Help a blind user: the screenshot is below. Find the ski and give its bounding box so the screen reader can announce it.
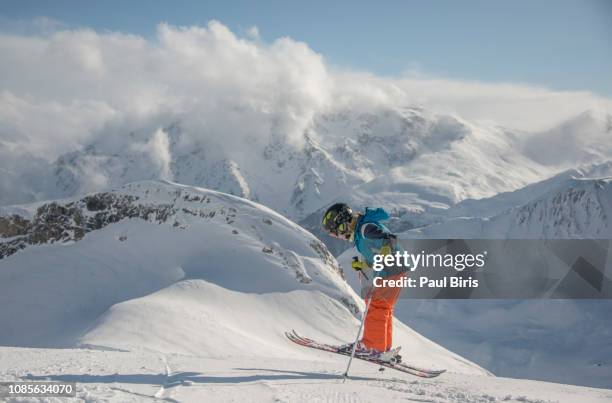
[286,329,446,378]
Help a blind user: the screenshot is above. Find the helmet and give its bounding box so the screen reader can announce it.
[322,203,353,237]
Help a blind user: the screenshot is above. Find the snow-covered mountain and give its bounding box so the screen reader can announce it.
[406,177,612,239]
[446,160,612,220]
[6,107,611,223]
[0,181,355,346]
[300,110,611,247]
[3,181,611,402]
[53,106,502,220]
[304,159,612,255]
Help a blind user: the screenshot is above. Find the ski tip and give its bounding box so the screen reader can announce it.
[425,369,446,377]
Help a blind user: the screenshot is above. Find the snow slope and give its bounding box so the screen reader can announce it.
[3,181,610,401]
[2,346,611,403]
[2,180,552,402]
[1,181,358,347]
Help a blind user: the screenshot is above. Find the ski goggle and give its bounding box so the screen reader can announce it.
[323,211,347,235]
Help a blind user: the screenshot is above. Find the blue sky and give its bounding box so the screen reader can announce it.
[1,0,611,96]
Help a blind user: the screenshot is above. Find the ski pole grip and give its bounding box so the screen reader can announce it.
[352,256,369,280]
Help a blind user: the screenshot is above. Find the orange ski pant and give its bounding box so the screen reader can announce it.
[361,275,403,352]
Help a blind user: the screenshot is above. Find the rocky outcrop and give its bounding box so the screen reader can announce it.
[0,193,177,260]
[1,187,342,274]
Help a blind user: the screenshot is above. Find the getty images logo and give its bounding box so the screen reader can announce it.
[372,250,488,272]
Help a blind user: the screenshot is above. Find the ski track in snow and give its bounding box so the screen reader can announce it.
[153,355,177,402]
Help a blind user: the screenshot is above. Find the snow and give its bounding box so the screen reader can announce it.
[3,181,609,401]
[0,180,526,402]
[2,178,612,400]
[405,177,612,239]
[1,181,358,347]
[1,347,610,402]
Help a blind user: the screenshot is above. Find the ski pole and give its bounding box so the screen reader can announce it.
[343,290,372,380]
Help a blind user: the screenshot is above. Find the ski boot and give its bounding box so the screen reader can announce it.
[337,340,369,355]
[378,347,402,364]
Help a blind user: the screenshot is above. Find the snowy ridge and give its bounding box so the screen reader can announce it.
[0,180,484,372]
[0,181,353,342]
[448,160,612,219]
[405,177,612,239]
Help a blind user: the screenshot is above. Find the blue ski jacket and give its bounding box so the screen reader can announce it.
[353,207,399,278]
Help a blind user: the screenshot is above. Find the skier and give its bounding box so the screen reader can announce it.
[321,203,404,363]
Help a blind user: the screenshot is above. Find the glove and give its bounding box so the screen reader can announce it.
[351,256,369,271]
[351,256,369,280]
[379,245,392,256]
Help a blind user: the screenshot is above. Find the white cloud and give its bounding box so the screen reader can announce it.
[333,71,612,131]
[132,128,173,181]
[0,20,610,164]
